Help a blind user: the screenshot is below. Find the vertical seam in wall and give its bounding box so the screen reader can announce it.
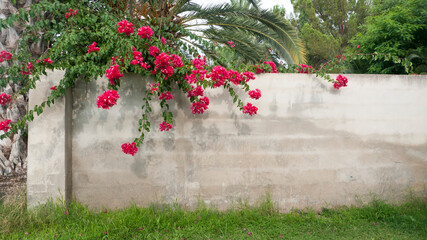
[65,87,73,204]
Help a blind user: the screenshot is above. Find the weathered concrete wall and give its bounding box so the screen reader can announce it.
[28,71,427,210]
[27,71,72,207]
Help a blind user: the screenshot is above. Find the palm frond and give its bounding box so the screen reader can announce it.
[202,28,271,63]
[182,3,306,64]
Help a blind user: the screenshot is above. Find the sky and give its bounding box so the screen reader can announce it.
[192,0,294,15]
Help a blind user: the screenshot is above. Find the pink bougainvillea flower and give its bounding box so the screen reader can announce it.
[159,121,173,131]
[187,85,204,98]
[263,61,278,73]
[65,8,77,18]
[191,96,210,114]
[242,71,255,82]
[333,74,348,89]
[242,103,258,116]
[228,41,235,48]
[130,48,151,69]
[255,65,265,74]
[121,142,138,156]
[297,64,313,73]
[131,47,145,66]
[44,58,53,64]
[171,54,183,68]
[206,66,229,88]
[50,86,57,90]
[159,91,173,100]
[87,42,100,53]
[0,50,12,62]
[357,45,360,49]
[137,26,154,40]
[160,65,174,79]
[21,62,33,75]
[185,69,207,84]
[105,64,123,85]
[228,70,243,85]
[192,55,207,70]
[161,37,166,45]
[154,52,176,79]
[149,46,160,56]
[154,52,171,69]
[118,20,134,36]
[148,82,159,93]
[26,62,33,70]
[140,62,151,69]
[96,89,120,109]
[248,89,261,100]
[0,119,11,132]
[0,93,12,105]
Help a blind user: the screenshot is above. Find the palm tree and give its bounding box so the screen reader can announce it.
[109,0,306,64]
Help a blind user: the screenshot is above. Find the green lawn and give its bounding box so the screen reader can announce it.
[1,189,426,239]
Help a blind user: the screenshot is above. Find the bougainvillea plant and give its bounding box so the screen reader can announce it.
[0,0,347,156]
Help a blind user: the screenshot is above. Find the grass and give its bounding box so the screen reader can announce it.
[0,189,426,240]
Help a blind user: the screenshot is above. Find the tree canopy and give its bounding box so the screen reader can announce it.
[291,0,369,67]
[348,0,427,74]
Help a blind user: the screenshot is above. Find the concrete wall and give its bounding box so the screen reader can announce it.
[27,71,72,207]
[28,71,427,210]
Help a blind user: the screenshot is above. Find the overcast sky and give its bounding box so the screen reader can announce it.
[192,0,294,14]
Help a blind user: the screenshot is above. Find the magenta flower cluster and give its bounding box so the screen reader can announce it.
[255,61,278,73]
[137,26,154,40]
[0,119,11,132]
[243,103,258,116]
[96,90,120,109]
[191,96,210,114]
[87,42,100,53]
[105,64,124,85]
[121,142,138,156]
[65,8,78,18]
[159,121,173,131]
[159,91,173,100]
[0,50,12,63]
[297,64,313,73]
[334,74,348,89]
[21,62,33,75]
[118,20,134,36]
[248,89,261,100]
[0,93,12,105]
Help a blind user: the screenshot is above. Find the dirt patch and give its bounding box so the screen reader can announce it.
[0,172,26,199]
